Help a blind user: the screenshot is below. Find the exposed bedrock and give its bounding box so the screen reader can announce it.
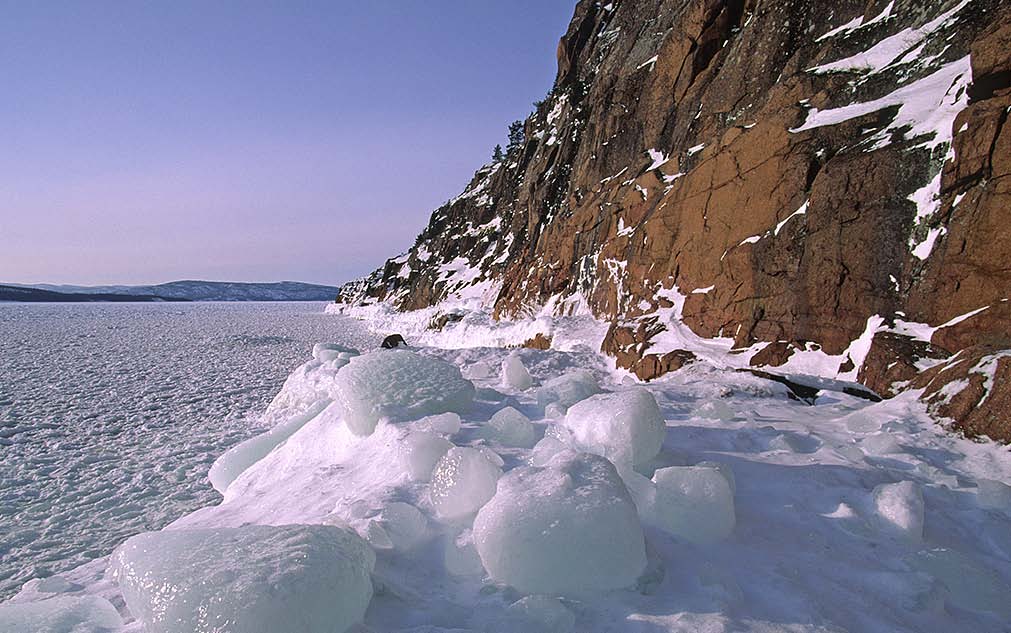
[339,0,1011,440]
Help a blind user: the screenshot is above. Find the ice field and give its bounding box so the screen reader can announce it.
[0,303,373,599]
[3,305,1011,632]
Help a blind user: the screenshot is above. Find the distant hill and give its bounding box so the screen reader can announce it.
[6,280,342,302]
[0,285,187,303]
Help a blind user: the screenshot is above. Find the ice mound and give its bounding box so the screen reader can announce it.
[312,343,360,364]
[872,481,924,541]
[209,400,331,493]
[417,412,462,435]
[378,502,428,550]
[535,370,600,411]
[466,361,493,380]
[976,479,1011,515]
[529,436,567,467]
[501,353,532,390]
[501,595,575,633]
[562,388,666,467]
[334,349,475,435]
[0,595,122,633]
[400,431,454,481]
[473,451,646,596]
[430,447,502,519]
[651,464,736,544]
[861,432,903,455]
[111,524,374,633]
[483,406,536,448]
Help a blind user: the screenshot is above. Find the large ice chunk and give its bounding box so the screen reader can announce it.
[473,451,647,596]
[501,595,575,633]
[535,370,600,411]
[209,400,331,493]
[483,406,537,448]
[399,431,454,481]
[378,502,428,550]
[872,481,924,541]
[562,388,666,467]
[0,596,122,633]
[430,447,502,519]
[651,464,736,544]
[417,412,462,435]
[977,478,1011,515]
[334,349,475,436]
[111,524,374,633]
[501,353,533,390]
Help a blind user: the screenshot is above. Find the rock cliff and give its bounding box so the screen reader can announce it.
[338,0,1011,440]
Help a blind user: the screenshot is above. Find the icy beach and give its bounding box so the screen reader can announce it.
[3,304,1010,633]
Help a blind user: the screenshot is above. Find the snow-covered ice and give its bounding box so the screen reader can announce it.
[430,446,502,519]
[5,307,1011,633]
[0,595,122,633]
[562,388,666,466]
[482,406,536,448]
[111,524,374,633]
[473,451,646,596]
[651,464,737,544]
[334,349,476,435]
[500,353,533,390]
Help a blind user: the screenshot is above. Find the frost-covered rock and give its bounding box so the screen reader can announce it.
[483,406,536,448]
[473,451,646,596]
[651,464,736,544]
[334,349,475,435]
[430,447,502,519]
[417,412,462,435]
[111,524,374,633]
[0,596,122,633]
[562,388,666,467]
[399,431,454,481]
[872,481,924,541]
[535,370,600,411]
[501,354,532,390]
[209,400,330,493]
[977,479,1011,515]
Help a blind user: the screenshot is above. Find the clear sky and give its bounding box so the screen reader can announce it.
[0,1,576,287]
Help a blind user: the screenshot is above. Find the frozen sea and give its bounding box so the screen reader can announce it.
[0,302,372,598]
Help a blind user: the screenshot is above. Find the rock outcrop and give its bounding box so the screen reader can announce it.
[339,0,1011,440]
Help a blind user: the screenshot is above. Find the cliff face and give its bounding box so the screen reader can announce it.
[339,0,1011,440]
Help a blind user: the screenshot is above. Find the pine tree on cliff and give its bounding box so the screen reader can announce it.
[492,144,504,162]
[506,120,524,155]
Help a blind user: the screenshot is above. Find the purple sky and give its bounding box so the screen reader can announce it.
[0,1,576,286]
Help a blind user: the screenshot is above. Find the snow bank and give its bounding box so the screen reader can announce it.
[111,524,374,633]
[473,451,646,596]
[334,349,475,435]
[209,399,330,493]
[562,388,666,467]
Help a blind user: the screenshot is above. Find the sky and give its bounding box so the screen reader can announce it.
[0,1,576,287]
